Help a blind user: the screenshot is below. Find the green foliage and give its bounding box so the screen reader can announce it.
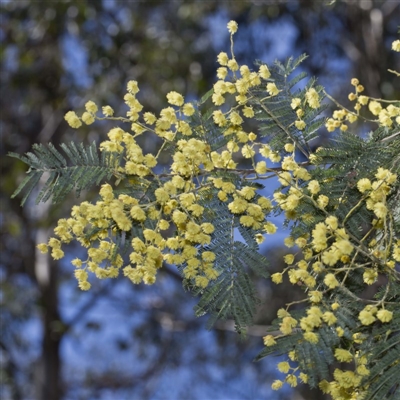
[9,142,120,206]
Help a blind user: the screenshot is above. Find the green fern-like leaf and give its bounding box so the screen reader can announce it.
[9,141,120,205]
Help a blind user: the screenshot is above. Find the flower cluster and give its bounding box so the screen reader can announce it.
[32,21,399,400]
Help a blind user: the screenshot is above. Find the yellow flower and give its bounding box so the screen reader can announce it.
[258,64,271,79]
[264,221,277,234]
[291,98,301,109]
[127,80,139,94]
[356,365,370,376]
[130,206,146,221]
[283,254,295,265]
[243,106,254,118]
[324,273,339,289]
[376,309,393,323]
[101,105,113,116]
[368,100,382,116]
[227,59,239,71]
[227,20,238,34]
[379,109,393,127]
[305,88,320,108]
[392,40,400,52]
[271,380,283,390]
[295,120,306,130]
[64,111,82,128]
[363,269,378,285]
[267,82,280,96]
[271,273,283,284]
[277,361,290,373]
[82,112,94,125]
[373,202,388,219]
[303,332,318,343]
[325,216,338,230]
[166,91,184,106]
[85,100,98,114]
[309,291,323,303]
[79,281,91,290]
[322,250,340,266]
[357,178,371,193]
[359,310,376,325]
[263,335,276,346]
[334,239,353,256]
[249,132,257,142]
[358,95,368,105]
[308,180,320,195]
[336,326,344,337]
[51,248,65,260]
[255,161,267,174]
[183,103,195,116]
[284,143,295,153]
[334,348,353,363]
[317,195,329,209]
[331,302,340,310]
[217,52,229,66]
[299,373,308,384]
[230,111,243,125]
[322,311,337,326]
[37,243,48,254]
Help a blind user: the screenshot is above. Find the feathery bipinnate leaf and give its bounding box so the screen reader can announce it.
[9,141,120,205]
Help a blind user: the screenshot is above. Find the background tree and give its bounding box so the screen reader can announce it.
[1,1,398,399]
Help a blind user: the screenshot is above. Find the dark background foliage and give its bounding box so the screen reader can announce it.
[1,1,399,399]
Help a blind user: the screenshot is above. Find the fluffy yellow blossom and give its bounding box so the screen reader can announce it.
[217,52,229,66]
[51,248,65,260]
[271,380,283,390]
[303,332,319,343]
[167,91,184,106]
[284,143,295,153]
[258,64,271,79]
[267,82,280,96]
[392,40,400,52]
[227,20,238,34]
[127,80,139,94]
[336,327,344,337]
[277,361,290,373]
[358,95,368,105]
[334,349,353,363]
[102,105,114,116]
[64,111,82,128]
[291,98,301,110]
[309,291,323,303]
[357,178,371,193]
[295,120,306,130]
[317,195,329,209]
[325,216,338,230]
[359,309,376,326]
[363,269,378,285]
[85,100,98,114]
[227,59,239,71]
[37,243,49,253]
[264,221,277,234]
[368,100,382,116]
[271,273,283,284]
[322,311,337,326]
[375,167,397,183]
[263,335,276,346]
[305,88,320,108]
[373,202,388,219]
[376,309,393,323]
[283,254,295,265]
[324,273,339,289]
[308,180,320,195]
